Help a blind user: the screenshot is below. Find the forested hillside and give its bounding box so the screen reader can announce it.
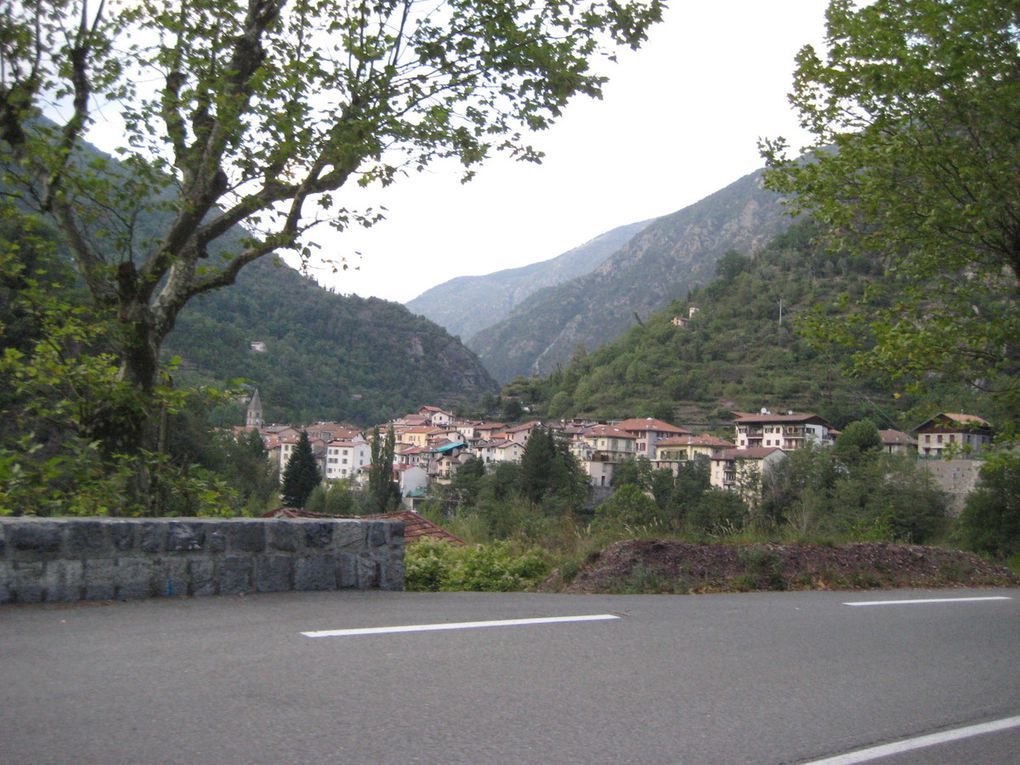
[470,169,792,383]
[166,255,498,425]
[509,219,994,431]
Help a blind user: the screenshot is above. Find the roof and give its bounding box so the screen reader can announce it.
[713,447,786,461]
[879,429,917,446]
[434,441,467,454]
[616,418,692,435]
[656,434,734,448]
[583,425,637,439]
[732,412,830,426]
[913,413,993,433]
[262,508,464,545]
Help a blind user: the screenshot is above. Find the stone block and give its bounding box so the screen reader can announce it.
[303,522,333,549]
[295,555,337,591]
[9,521,62,555]
[0,524,7,558]
[109,522,136,553]
[337,553,359,588]
[115,557,153,600]
[219,556,253,595]
[380,558,406,592]
[12,561,46,603]
[333,522,365,550]
[166,522,205,552]
[228,522,266,553]
[267,521,300,552]
[83,558,116,600]
[357,558,380,589]
[0,561,10,603]
[43,560,84,602]
[154,557,190,597]
[66,521,110,557]
[189,559,216,597]
[255,555,292,593]
[139,522,166,553]
[207,530,227,554]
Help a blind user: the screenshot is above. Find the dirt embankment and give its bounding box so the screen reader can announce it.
[541,540,1018,594]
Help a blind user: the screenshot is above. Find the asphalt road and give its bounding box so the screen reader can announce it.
[2,587,1018,765]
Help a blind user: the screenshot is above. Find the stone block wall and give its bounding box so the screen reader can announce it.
[0,517,404,604]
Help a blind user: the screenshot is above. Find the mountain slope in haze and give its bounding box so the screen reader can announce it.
[469,169,792,383]
[167,255,499,426]
[405,219,653,340]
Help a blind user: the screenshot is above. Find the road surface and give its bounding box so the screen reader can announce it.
[2,587,1018,764]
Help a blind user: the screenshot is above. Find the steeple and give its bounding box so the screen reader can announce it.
[246,389,264,429]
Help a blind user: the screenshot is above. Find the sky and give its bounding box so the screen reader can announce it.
[75,1,830,305]
[300,1,831,304]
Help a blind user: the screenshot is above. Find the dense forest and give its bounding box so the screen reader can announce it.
[166,254,498,426]
[505,219,996,432]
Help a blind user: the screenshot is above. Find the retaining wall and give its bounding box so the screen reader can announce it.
[0,517,404,604]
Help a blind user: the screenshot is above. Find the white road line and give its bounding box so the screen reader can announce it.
[801,715,1020,765]
[301,613,621,638]
[844,596,1012,607]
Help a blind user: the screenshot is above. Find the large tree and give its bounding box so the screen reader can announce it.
[0,0,663,458]
[281,430,321,508]
[761,0,1020,431]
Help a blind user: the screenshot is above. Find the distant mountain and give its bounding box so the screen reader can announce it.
[167,256,499,426]
[468,169,793,383]
[405,219,653,340]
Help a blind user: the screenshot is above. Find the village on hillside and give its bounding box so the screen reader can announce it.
[238,391,993,513]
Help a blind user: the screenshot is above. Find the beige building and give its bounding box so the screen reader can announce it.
[914,413,993,457]
[616,418,692,460]
[709,447,787,505]
[733,411,833,451]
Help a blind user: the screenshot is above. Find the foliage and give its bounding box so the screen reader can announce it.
[281,431,321,509]
[367,426,400,514]
[515,218,979,430]
[404,538,549,592]
[761,0,1020,429]
[305,481,357,516]
[0,0,664,507]
[518,427,588,509]
[761,433,948,543]
[592,483,660,531]
[958,451,1020,559]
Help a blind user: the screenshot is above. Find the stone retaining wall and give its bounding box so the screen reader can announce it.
[0,517,404,604]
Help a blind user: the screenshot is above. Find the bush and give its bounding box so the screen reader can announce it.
[404,538,550,592]
[958,451,1020,558]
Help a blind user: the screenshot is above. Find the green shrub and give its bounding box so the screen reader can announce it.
[404,538,550,592]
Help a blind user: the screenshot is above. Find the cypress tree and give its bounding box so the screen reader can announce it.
[281,431,321,509]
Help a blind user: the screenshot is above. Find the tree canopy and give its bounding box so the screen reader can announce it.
[281,430,321,508]
[0,0,663,509]
[761,0,1020,432]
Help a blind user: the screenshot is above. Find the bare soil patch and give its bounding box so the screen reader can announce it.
[541,540,1018,594]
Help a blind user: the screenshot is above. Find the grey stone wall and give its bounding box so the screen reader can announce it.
[0,518,404,604]
[920,458,984,516]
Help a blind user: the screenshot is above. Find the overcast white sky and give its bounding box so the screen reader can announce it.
[293,1,831,304]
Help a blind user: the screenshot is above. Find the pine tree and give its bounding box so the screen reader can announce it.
[281,431,321,509]
[368,426,399,513]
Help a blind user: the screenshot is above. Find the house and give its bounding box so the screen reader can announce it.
[324,437,371,481]
[502,420,544,446]
[417,405,455,427]
[653,434,733,474]
[879,429,917,455]
[732,410,834,451]
[394,464,428,500]
[709,447,787,505]
[913,413,993,457]
[470,422,507,442]
[474,439,524,464]
[307,421,362,443]
[571,425,637,487]
[616,418,693,459]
